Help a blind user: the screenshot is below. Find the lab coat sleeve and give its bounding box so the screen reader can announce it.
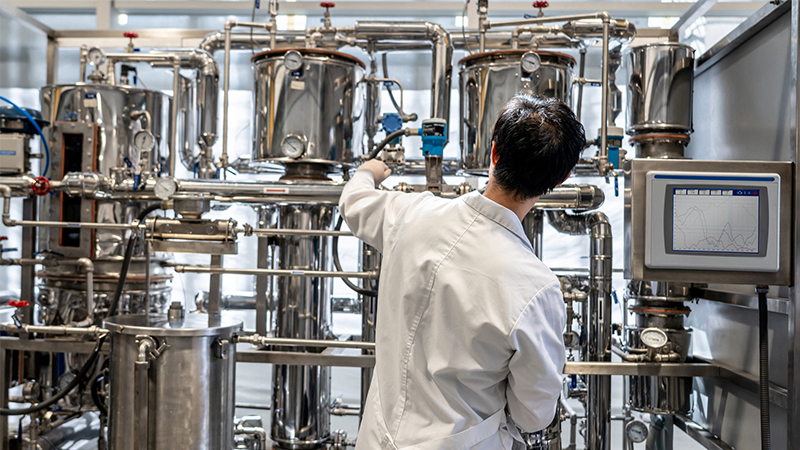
[505,281,567,432]
[339,170,423,253]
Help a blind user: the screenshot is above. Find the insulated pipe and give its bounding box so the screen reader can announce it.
[198,31,306,53]
[170,264,378,279]
[236,334,376,350]
[547,210,612,450]
[511,25,560,49]
[354,21,453,126]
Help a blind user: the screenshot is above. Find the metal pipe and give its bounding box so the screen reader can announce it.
[576,49,587,122]
[170,264,378,280]
[547,210,612,450]
[236,334,376,350]
[246,228,353,237]
[535,184,605,211]
[599,19,611,175]
[199,31,306,53]
[485,12,612,29]
[511,25,559,49]
[354,21,452,125]
[0,324,107,336]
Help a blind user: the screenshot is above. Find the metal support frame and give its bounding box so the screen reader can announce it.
[669,0,719,42]
[208,255,223,317]
[791,1,800,448]
[673,416,735,450]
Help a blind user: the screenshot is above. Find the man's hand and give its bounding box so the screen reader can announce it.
[357,159,392,185]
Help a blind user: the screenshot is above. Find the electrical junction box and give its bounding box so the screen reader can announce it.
[0,134,29,174]
[625,159,792,286]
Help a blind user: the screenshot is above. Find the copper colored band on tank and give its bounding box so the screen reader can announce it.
[629,134,691,142]
[458,49,576,66]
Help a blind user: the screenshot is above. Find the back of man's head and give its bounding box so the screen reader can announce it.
[490,94,586,200]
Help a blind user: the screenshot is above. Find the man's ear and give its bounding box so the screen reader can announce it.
[491,141,499,166]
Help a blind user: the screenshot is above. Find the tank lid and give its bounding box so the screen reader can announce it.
[458,49,576,67]
[251,48,366,68]
[0,106,48,135]
[104,313,242,337]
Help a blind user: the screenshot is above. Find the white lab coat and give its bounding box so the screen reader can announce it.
[340,171,566,450]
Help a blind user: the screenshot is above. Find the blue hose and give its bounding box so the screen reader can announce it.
[0,95,51,178]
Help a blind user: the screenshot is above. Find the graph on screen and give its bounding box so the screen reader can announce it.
[672,188,760,254]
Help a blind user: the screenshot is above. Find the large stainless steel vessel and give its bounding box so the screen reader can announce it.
[38,84,175,320]
[271,202,336,449]
[105,314,241,450]
[251,49,366,170]
[626,43,694,158]
[459,50,576,174]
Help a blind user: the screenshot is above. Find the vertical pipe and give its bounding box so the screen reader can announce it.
[222,22,233,177]
[169,60,181,177]
[791,1,800,446]
[599,19,611,174]
[256,236,270,335]
[145,241,151,315]
[360,243,379,424]
[576,48,587,122]
[522,210,544,260]
[19,197,35,325]
[0,349,7,450]
[588,212,612,450]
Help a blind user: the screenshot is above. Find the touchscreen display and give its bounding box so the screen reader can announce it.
[672,188,760,254]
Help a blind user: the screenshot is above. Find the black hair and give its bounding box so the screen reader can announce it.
[490,93,585,199]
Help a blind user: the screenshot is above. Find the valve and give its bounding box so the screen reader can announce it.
[0,237,7,243]
[30,176,51,196]
[8,300,29,308]
[320,2,335,27]
[123,31,139,53]
[533,1,548,17]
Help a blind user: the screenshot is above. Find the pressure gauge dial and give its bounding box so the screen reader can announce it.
[284,51,304,71]
[521,51,541,73]
[133,130,155,152]
[640,327,669,349]
[625,420,649,444]
[281,134,306,159]
[154,177,178,200]
[88,47,106,66]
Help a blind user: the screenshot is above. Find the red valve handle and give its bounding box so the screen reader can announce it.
[8,301,29,308]
[320,2,335,8]
[123,31,139,38]
[30,176,51,196]
[0,237,7,242]
[533,1,549,8]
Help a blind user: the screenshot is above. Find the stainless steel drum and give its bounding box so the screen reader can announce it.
[105,314,242,450]
[38,84,175,320]
[271,202,336,449]
[251,49,366,169]
[459,50,576,174]
[626,43,694,136]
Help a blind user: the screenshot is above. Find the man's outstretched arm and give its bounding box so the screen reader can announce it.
[339,160,422,253]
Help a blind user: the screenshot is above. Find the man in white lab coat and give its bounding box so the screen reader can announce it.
[340,94,585,450]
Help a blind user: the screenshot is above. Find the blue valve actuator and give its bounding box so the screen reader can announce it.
[420,118,447,157]
[381,113,403,134]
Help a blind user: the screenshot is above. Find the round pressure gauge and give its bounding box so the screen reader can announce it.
[154,177,178,200]
[640,327,669,349]
[133,130,155,152]
[625,420,649,443]
[521,51,541,73]
[88,47,106,66]
[281,134,306,159]
[284,51,304,71]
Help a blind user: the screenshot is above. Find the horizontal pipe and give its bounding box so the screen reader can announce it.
[169,264,378,279]
[486,12,611,30]
[0,324,107,336]
[535,184,605,211]
[245,228,353,237]
[237,334,376,350]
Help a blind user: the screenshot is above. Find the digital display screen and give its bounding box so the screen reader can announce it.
[671,188,760,254]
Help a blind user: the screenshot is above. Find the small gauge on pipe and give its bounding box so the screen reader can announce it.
[154,177,178,200]
[133,130,155,153]
[625,420,649,444]
[88,47,106,66]
[284,51,304,72]
[640,327,669,349]
[281,134,306,159]
[521,51,541,73]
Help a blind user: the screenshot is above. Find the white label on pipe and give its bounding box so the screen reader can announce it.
[291,270,304,275]
[290,80,305,90]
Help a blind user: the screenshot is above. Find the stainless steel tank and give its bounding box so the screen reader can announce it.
[38,84,175,321]
[271,201,336,449]
[251,49,366,170]
[459,50,576,174]
[625,43,694,158]
[105,314,241,450]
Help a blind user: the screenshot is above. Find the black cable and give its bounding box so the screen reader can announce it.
[333,216,378,297]
[107,203,162,318]
[0,335,106,416]
[381,53,402,114]
[366,129,406,161]
[757,284,771,450]
[90,360,109,416]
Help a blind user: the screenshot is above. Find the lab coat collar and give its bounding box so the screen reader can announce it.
[461,191,533,252]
